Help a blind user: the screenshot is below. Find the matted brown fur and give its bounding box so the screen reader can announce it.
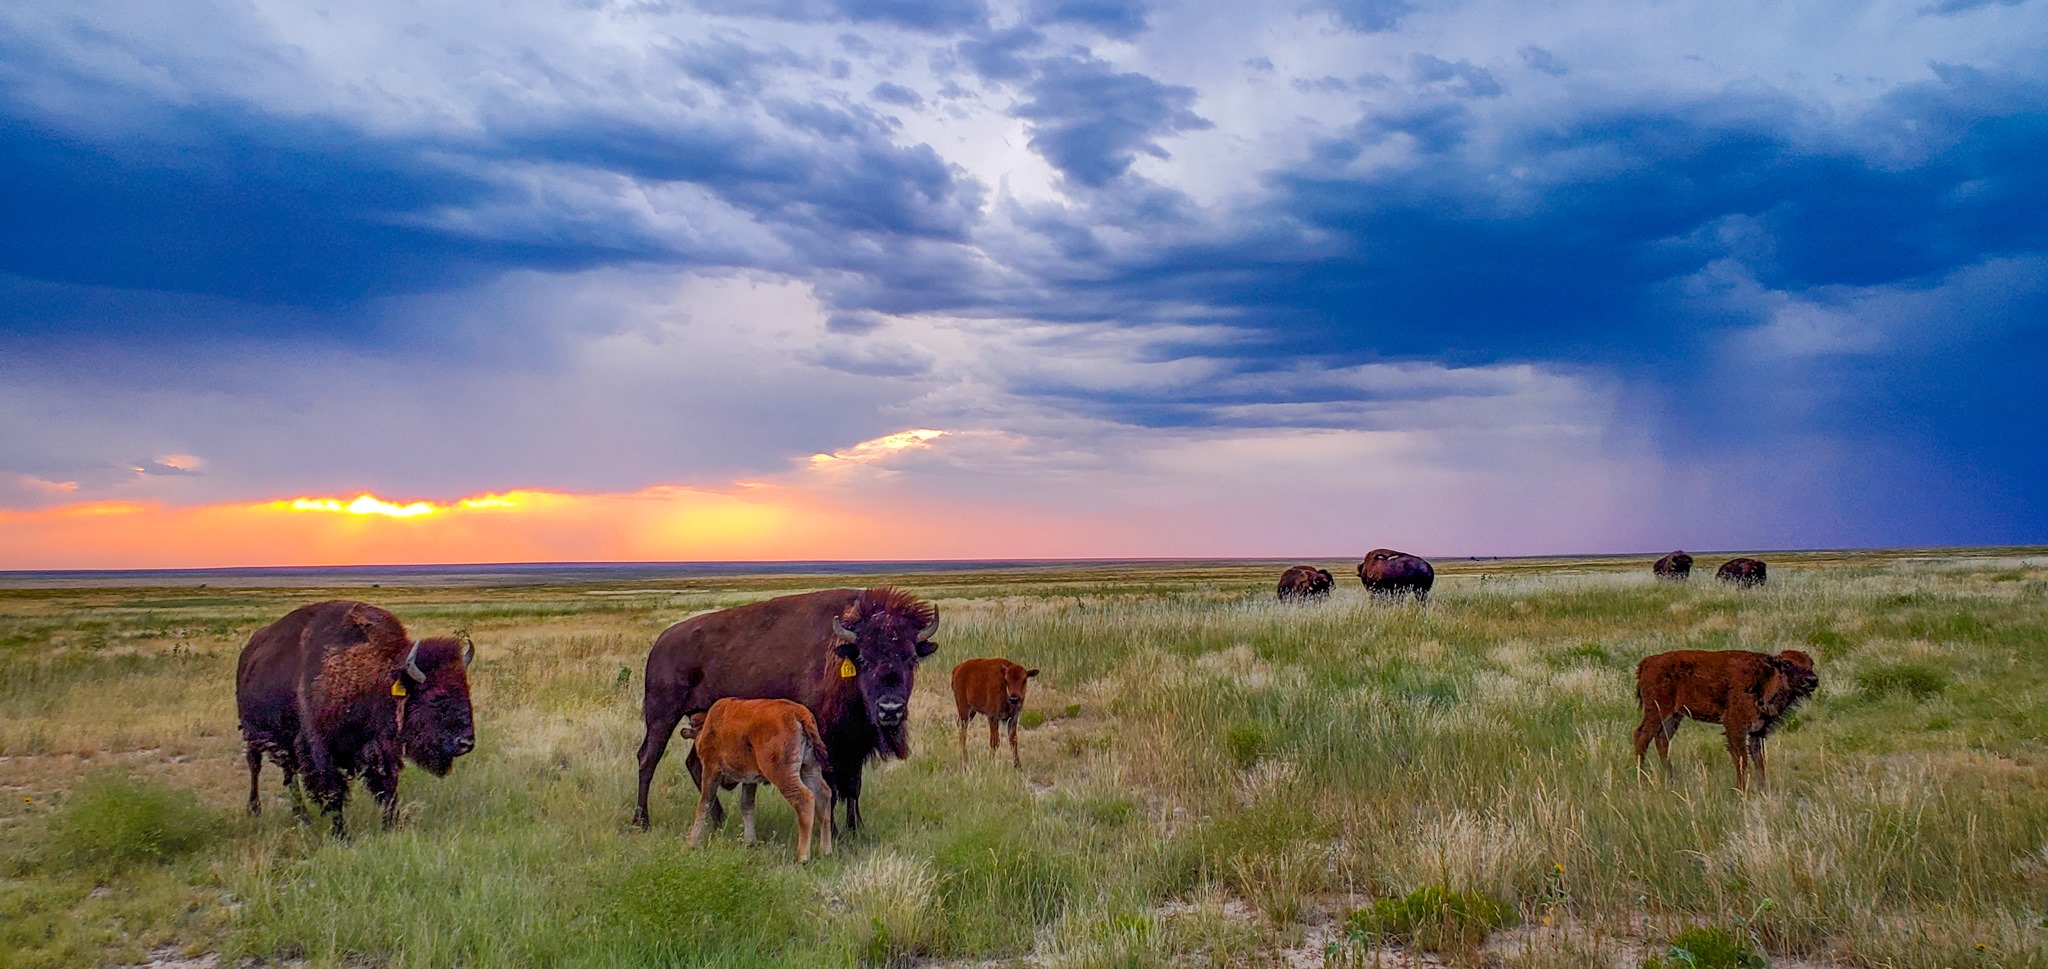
[1632,648,1819,791]
[1275,565,1334,601]
[685,697,833,863]
[951,658,1039,768]
[236,600,476,836]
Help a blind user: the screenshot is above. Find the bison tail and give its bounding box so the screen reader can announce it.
[798,712,830,772]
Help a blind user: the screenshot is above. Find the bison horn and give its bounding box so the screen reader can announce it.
[914,614,939,643]
[461,634,477,667]
[403,641,426,683]
[831,617,860,644]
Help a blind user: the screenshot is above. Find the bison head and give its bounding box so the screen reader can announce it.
[396,636,477,776]
[1766,650,1820,711]
[831,588,938,758]
[1001,663,1040,716]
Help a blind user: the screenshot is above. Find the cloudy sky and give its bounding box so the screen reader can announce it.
[2,0,2044,568]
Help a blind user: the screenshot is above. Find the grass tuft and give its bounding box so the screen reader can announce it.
[1642,927,1769,969]
[1343,885,1520,954]
[40,771,220,874]
[1854,661,1949,699]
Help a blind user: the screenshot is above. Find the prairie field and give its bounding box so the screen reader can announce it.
[3,549,2047,968]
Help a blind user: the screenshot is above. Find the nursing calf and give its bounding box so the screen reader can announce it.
[1633,649,1819,791]
[951,658,1038,768]
[684,697,833,863]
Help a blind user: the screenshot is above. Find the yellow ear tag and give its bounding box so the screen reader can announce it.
[391,681,408,697]
[839,659,857,679]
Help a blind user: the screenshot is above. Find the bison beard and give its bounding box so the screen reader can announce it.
[635,587,937,834]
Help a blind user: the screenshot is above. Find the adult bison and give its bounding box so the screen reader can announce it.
[1653,551,1693,580]
[1357,549,1434,602]
[236,600,477,837]
[1275,565,1334,601]
[1717,557,1768,587]
[1633,648,1818,791]
[635,587,938,834]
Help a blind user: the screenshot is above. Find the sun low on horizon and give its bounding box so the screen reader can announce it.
[3,0,2046,568]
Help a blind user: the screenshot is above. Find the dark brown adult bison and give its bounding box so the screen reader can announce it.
[635,587,938,834]
[1275,565,1334,601]
[1652,550,1693,580]
[1633,648,1818,791]
[1357,549,1434,602]
[1717,557,1768,587]
[236,600,476,836]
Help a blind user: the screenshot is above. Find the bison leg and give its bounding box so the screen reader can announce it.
[1652,715,1680,772]
[803,765,833,859]
[770,771,816,864]
[1007,715,1022,769]
[278,751,310,824]
[738,783,759,845]
[987,716,1001,756]
[829,750,865,834]
[685,772,722,849]
[299,738,351,838]
[245,744,264,815]
[686,748,726,831]
[365,760,400,830]
[1748,735,1768,790]
[1723,723,1751,793]
[958,714,971,765]
[633,705,690,831]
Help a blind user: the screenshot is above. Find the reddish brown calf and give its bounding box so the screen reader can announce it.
[683,697,833,862]
[950,658,1039,768]
[1633,648,1819,791]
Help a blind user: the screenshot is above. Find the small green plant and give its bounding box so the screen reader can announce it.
[1062,703,1082,718]
[1222,722,1269,769]
[44,771,220,874]
[1642,927,1769,969]
[1343,885,1519,953]
[1855,661,1949,699]
[1020,709,1047,728]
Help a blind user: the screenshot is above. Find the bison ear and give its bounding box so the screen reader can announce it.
[914,637,938,659]
[1026,668,1040,678]
[834,641,860,661]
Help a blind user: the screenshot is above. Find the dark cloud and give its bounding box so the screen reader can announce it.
[1015,55,1213,186]
[1027,0,1150,39]
[870,81,925,107]
[1920,0,2026,13]
[1517,46,1567,77]
[955,26,1047,82]
[1410,55,1504,99]
[692,0,990,32]
[1323,0,1415,33]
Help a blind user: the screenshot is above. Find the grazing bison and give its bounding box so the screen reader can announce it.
[636,587,938,834]
[1632,649,1818,791]
[1276,566,1335,601]
[951,658,1039,768]
[683,697,834,863]
[236,600,476,836]
[1357,549,1434,602]
[1653,551,1694,580]
[1717,557,1768,587]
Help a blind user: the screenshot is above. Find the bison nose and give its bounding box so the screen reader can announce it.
[875,699,906,723]
[454,736,475,755]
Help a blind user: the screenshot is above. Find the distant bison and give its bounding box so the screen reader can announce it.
[1276,566,1335,601]
[951,658,1039,768]
[1633,648,1818,791]
[1717,558,1768,587]
[636,587,938,834]
[1357,549,1434,602]
[1653,551,1693,580]
[236,600,477,836]
[683,697,833,863]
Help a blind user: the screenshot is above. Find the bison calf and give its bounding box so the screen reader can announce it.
[1633,649,1818,791]
[951,658,1039,768]
[684,697,833,863]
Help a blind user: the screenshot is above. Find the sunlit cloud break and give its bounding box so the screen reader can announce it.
[283,493,522,518]
[808,429,947,469]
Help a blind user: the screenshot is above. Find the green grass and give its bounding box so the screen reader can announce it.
[3,549,2048,966]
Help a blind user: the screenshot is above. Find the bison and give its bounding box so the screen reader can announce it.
[1653,550,1693,580]
[236,600,476,836]
[951,658,1039,768]
[1717,557,1768,587]
[1275,565,1335,601]
[1357,549,1434,602]
[636,587,938,834]
[682,697,834,863]
[1632,648,1818,791]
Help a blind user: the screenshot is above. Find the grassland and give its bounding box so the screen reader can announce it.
[2,548,2046,968]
